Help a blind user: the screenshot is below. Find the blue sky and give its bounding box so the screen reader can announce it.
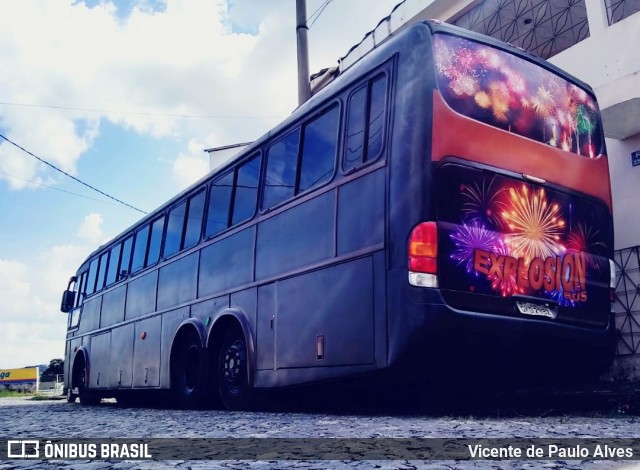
[0,0,402,368]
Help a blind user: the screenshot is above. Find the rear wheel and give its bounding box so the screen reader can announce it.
[218,327,253,410]
[171,328,211,409]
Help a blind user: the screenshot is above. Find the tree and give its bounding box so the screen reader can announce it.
[40,358,64,382]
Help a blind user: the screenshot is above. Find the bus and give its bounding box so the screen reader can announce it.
[60,19,616,410]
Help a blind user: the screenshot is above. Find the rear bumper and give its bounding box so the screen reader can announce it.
[387,278,616,385]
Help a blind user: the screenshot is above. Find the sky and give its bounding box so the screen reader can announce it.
[0,0,405,368]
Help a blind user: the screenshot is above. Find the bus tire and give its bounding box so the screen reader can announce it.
[66,387,77,404]
[218,327,253,411]
[171,328,209,409]
[74,358,100,406]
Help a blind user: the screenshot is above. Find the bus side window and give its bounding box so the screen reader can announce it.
[165,189,205,258]
[205,172,233,237]
[184,190,205,249]
[263,129,300,210]
[367,76,387,161]
[345,87,366,169]
[119,236,133,280]
[131,225,150,274]
[95,251,109,292]
[75,271,87,308]
[164,201,187,258]
[106,242,122,287]
[146,216,165,267]
[299,105,339,193]
[232,155,261,225]
[86,257,99,296]
[344,74,388,171]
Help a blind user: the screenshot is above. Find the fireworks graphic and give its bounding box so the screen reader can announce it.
[544,287,576,308]
[501,184,566,263]
[488,239,524,297]
[433,34,601,158]
[450,221,503,274]
[566,221,607,272]
[460,177,506,227]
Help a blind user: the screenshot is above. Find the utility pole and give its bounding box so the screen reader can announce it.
[296,0,311,106]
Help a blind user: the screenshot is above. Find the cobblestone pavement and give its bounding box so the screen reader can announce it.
[0,397,639,469]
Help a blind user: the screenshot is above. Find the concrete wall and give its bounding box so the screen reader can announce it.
[606,135,640,250]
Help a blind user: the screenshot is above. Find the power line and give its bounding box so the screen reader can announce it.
[308,0,334,29]
[0,134,147,215]
[0,170,124,208]
[0,101,285,120]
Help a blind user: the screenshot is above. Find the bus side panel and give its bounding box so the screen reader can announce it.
[132,315,161,387]
[191,295,229,327]
[337,170,385,255]
[386,26,435,367]
[255,191,335,281]
[231,287,258,346]
[256,284,276,371]
[275,257,375,370]
[78,296,102,334]
[100,285,126,328]
[157,252,199,311]
[125,271,158,321]
[109,323,134,388]
[199,227,255,298]
[88,332,111,389]
[159,307,190,389]
[373,250,388,369]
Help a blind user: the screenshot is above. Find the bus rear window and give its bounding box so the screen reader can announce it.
[433,34,603,158]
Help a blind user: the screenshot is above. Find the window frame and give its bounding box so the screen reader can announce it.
[204,152,262,240]
[163,187,206,260]
[342,72,389,173]
[261,102,340,212]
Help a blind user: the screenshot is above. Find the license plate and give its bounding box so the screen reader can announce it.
[516,301,555,319]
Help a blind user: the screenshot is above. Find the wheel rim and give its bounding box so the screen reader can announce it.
[222,339,246,393]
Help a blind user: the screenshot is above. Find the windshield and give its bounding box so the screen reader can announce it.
[433,33,603,159]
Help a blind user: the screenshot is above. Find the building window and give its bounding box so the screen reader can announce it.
[451,0,590,59]
[605,0,640,25]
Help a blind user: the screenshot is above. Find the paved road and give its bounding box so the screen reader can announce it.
[0,396,639,469]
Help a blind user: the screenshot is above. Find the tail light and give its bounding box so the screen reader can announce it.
[609,259,616,304]
[408,222,438,288]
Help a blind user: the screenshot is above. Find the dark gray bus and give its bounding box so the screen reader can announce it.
[60,20,616,410]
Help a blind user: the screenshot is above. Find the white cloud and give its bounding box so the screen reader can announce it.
[171,138,210,189]
[0,243,88,368]
[76,213,104,244]
[0,0,400,189]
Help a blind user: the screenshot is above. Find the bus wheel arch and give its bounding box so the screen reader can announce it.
[71,348,99,406]
[208,310,255,410]
[169,320,211,409]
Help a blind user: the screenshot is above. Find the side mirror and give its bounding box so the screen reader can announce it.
[60,276,78,313]
[60,290,76,313]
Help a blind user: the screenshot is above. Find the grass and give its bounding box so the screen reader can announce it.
[0,389,33,398]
